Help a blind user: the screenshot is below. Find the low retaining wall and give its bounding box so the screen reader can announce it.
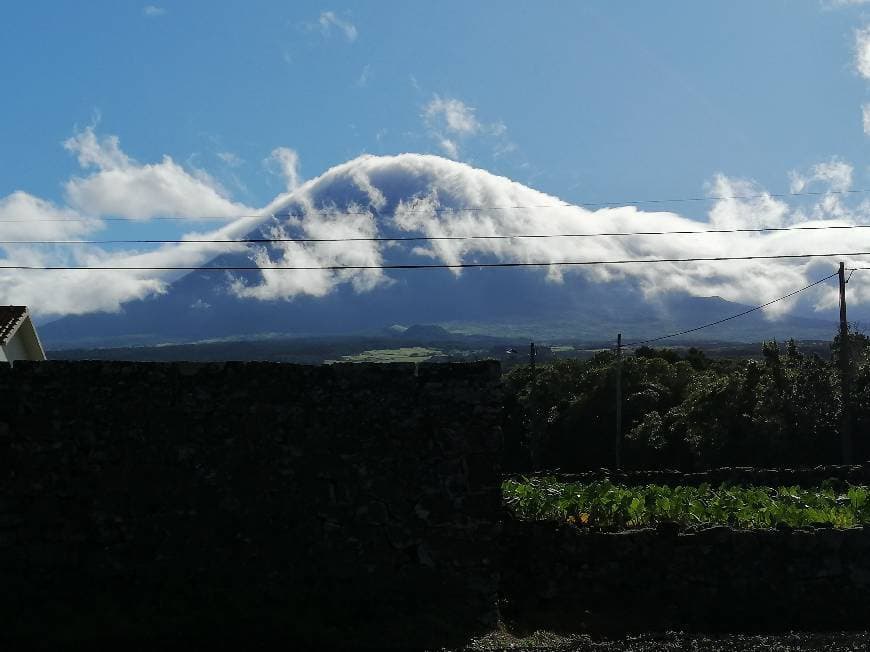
[517,464,870,488]
[11,359,870,642]
[501,518,870,634]
[0,360,503,646]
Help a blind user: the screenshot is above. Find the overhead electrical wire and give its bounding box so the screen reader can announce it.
[3,252,870,272]
[7,222,870,245]
[1,257,843,346]
[622,271,840,348]
[2,187,869,224]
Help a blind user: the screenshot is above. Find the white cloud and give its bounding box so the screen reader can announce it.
[864,103,870,135]
[423,96,480,135]
[228,153,870,317]
[6,141,870,321]
[438,138,459,159]
[493,141,518,159]
[857,26,870,79]
[824,0,870,7]
[0,191,97,241]
[143,5,165,17]
[62,126,251,219]
[65,128,129,169]
[421,95,518,161]
[0,127,266,316]
[265,147,302,192]
[0,202,266,317]
[317,11,357,42]
[0,191,163,315]
[706,175,790,230]
[788,157,854,193]
[230,213,386,301]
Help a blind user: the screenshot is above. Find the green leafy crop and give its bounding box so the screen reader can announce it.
[502,477,870,529]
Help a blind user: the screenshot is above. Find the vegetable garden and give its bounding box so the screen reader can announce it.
[503,477,870,529]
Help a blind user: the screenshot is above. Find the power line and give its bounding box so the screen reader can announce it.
[8,222,870,246]
[623,271,839,348]
[3,187,869,224]
[4,251,870,272]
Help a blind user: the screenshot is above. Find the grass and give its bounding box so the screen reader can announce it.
[503,477,870,529]
[324,347,443,363]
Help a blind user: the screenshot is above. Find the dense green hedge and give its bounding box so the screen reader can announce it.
[503,336,870,471]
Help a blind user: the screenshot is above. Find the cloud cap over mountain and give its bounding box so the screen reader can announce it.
[2,138,866,327]
[232,153,863,318]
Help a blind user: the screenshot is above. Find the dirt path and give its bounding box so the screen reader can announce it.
[458,630,870,651]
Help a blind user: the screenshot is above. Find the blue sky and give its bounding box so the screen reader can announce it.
[3,1,870,317]
[2,1,867,213]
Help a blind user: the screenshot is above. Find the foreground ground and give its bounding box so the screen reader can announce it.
[459,630,870,651]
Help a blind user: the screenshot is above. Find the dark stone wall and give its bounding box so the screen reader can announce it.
[0,360,503,646]
[501,518,870,634]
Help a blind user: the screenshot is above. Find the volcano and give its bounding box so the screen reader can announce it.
[38,154,842,348]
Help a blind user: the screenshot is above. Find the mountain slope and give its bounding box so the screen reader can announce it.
[39,154,844,348]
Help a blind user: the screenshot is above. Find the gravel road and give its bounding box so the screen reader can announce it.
[453,630,870,651]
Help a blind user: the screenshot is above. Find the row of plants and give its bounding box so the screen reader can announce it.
[502,477,870,529]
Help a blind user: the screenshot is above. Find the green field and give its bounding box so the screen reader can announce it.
[325,346,444,363]
[503,477,870,529]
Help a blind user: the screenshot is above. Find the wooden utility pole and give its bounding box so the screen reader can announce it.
[839,262,853,465]
[615,333,623,469]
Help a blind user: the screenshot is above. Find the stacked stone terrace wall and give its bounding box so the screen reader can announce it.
[0,360,502,646]
[501,518,870,634]
[502,466,870,634]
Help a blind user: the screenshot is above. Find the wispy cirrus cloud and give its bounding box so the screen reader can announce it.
[423,96,480,136]
[355,64,371,88]
[823,0,870,7]
[422,95,517,160]
[316,11,357,42]
[264,147,302,192]
[142,5,166,17]
[789,157,854,193]
[217,151,243,168]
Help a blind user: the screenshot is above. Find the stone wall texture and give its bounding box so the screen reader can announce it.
[501,518,870,634]
[0,360,503,646]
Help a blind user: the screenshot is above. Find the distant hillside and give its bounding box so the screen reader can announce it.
[39,266,840,349]
[48,330,836,366]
